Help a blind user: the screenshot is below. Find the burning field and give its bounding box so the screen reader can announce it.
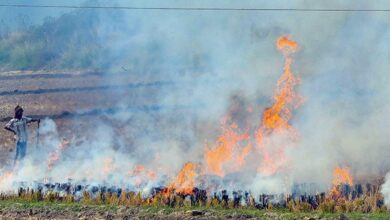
[0,2,390,219]
[0,35,389,219]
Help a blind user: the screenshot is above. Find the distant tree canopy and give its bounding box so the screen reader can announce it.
[0,7,214,73]
[0,10,120,71]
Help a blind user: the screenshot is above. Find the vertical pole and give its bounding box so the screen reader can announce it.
[36,120,40,148]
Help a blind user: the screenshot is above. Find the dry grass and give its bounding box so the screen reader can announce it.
[0,187,387,214]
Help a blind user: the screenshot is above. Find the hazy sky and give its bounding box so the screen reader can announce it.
[0,0,389,29]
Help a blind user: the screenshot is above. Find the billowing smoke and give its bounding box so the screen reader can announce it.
[382,173,390,207]
[0,0,389,196]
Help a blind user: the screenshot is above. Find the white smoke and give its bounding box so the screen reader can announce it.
[381,173,390,208]
[0,0,389,195]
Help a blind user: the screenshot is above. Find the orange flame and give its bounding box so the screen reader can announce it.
[130,165,145,176]
[47,139,70,171]
[205,122,251,177]
[277,36,298,54]
[236,143,252,168]
[167,162,197,194]
[330,166,353,198]
[128,165,157,187]
[0,171,13,184]
[256,36,302,175]
[203,36,302,178]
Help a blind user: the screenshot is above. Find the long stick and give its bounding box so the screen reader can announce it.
[36,121,40,148]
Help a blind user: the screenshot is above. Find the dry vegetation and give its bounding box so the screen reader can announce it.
[0,189,388,219]
[0,185,388,217]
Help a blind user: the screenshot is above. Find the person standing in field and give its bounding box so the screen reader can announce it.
[4,105,40,165]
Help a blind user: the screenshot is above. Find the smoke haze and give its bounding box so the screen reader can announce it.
[0,0,389,200]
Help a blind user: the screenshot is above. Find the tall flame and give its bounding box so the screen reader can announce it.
[256,36,302,175]
[203,36,302,177]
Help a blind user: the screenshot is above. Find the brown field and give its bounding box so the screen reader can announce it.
[0,70,167,167]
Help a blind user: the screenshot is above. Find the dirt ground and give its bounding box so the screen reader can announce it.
[0,70,169,167]
[0,201,380,220]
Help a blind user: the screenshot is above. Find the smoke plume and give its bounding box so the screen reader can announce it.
[382,173,390,207]
[0,0,389,196]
